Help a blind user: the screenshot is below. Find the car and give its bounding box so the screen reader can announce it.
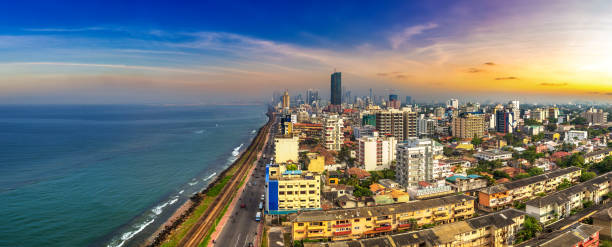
[247,242,253,247]
[240,203,246,208]
[260,194,264,201]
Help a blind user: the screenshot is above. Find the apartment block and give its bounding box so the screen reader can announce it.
[324,114,344,151]
[265,164,321,214]
[274,135,299,163]
[526,172,612,223]
[403,111,418,139]
[478,167,581,212]
[451,112,486,139]
[395,138,444,188]
[585,148,612,163]
[291,194,475,241]
[375,110,404,141]
[357,132,397,171]
[582,108,608,125]
[302,208,526,247]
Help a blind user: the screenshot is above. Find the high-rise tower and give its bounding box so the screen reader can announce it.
[330,71,342,106]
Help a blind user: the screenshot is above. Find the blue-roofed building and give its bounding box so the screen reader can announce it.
[446,174,487,192]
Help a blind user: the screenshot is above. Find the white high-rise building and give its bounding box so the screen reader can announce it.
[324,114,344,151]
[357,132,397,171]
[395,138,444,188]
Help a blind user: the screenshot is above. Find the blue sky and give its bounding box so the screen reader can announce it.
[1,1,611,104]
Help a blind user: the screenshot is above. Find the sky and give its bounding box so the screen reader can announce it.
[0,0,611,104]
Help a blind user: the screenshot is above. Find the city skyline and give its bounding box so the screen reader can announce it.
[1,1,612,104]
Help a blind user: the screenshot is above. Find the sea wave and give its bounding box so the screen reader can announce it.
[188,180,199,186]
[231,143,244,157]
[194,129,205,134]
[203,172,217,182]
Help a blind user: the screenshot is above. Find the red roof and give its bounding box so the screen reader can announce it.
[347,167,371,179]
[552,151,571,159]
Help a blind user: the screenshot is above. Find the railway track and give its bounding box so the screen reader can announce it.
[177,113,273,247]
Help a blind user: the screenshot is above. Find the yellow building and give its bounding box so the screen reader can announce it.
[292,194,475,241]
[306,153,325,173]
[266,164,321,213]
[451,112,486,139]
[303,208,526,247]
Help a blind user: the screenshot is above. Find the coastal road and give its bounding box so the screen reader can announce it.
[213,114,278,246]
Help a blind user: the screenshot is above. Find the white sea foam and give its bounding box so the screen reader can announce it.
[251,129,256,134]
[232,143,244,157]
[203,172,217,182]
[188,180,198,186]
[107,218,155,247]
[194,130,205,134]
[179,190,184,194]
[169,198,179,205]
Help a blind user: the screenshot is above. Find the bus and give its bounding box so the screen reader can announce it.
[255,212,262,222]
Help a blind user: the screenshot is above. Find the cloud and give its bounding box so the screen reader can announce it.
[22,27,108,32]
[2,62,206,74]
[495,77,518,80]
[376,73,388,77]
[467,68,483,73]
[389,23,438,49]
[395,75,407,79]
[539,82,568,86]
[484,62,496,66]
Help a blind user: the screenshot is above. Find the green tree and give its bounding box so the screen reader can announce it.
[570,117,587,125]
[580,171,596,182]
[286,164,299,170]
[515,216,542,244]
[558,153,585,168]
[527,167,544,176]
[471,135,482,147]
[493,170,510,179]
[514,173,530,180]
[546,124,557,132]
[557,179,572,191]
[524,119,542,126]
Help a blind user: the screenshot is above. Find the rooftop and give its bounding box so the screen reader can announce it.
[526,172,612,208]
[479,167,581,194]
[294,194,474,222]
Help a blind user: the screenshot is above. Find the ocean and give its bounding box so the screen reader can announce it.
[0,104,268,247]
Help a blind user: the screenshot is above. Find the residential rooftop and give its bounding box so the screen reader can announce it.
[479,167,581,194]
[294,194,474,222]
[526,172,612,208]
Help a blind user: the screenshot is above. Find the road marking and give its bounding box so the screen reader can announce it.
[234,233,242,247]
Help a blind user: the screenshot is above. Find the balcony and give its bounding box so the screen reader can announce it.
[333,230,351,236]
[375,225,392,231]
[398,223,411,229]
[333,223,352,228]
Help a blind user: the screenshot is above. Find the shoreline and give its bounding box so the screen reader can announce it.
[144,108,273,247]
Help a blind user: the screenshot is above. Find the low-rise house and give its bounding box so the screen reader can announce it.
[475,149,513,161]
[302,209,527,247]
[446,174,487,192]
[346,167,371,180]
[478,167,581,212]
[407,180,454,200]
[291,194,476,241]
[533,158,553,171]
[378,179,401,190]
[526,172,612,223]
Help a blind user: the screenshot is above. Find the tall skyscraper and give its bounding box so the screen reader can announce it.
[282,90,290,109]
[396,138,443,188]
[330,71,342,105]
[405,96,412,105]
[496,110,514,133]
